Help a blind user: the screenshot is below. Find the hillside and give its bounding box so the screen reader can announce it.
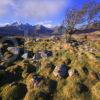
[0,30,100,100]
[0,22,65,37]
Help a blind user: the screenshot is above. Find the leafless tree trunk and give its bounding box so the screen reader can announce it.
[63,8,86,42]
[63,0,100,42]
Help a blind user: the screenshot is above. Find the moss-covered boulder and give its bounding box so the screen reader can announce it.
[24,90,51,100]
[2,83,27,100]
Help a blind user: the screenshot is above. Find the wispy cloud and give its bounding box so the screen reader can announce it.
[0,0,67,19]
[15,0,66,19]
[0,0,14,15]
[0,22,10,27]
[36,20,54,28]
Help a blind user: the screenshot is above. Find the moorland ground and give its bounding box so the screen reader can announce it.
[0,30,100,100]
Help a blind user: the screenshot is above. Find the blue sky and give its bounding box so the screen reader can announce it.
[0,0,99,27]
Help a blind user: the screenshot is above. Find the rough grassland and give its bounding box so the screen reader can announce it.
[0,31,100,100]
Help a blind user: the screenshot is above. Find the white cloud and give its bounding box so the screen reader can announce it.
[37,20,54,28]
[14,0,67,20]
[0,0,14,15]
[0,22,10,27]
[0,0,67,21]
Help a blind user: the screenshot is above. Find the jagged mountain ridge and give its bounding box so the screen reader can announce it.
[0,22,65,36]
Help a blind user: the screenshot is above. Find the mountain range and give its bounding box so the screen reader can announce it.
[0,22,65,37]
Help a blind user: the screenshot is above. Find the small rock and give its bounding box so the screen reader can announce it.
[53,64,67,78]
[97,73,100,80]
[27,75,43,90]
[9,82,18,86]
[32,52,42,61]
[32,75,43,87]
[82,66,89,75]
[36,38,40,42]
[68,69,79,77]
[0,65,5,70]
[48,80,57,93]
[90,72,100,80]
[79,83,89,93]
[41,50,53,58]
[7,47,19,55]
[22,53,28,60]
[0,54,3,60]
[40,52,48,58]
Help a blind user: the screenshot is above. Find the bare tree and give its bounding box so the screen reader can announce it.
[85,0,100,27]
[63,8,86,42]
[63,0,100,42]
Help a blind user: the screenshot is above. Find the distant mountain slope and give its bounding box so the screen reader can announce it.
[0,22,65,37]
